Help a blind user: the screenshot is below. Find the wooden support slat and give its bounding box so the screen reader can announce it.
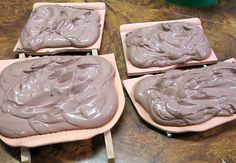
[19,53,31,163]
[91,49,115,162]
[104,131,115,162]
[21,147,31,163]
[18,50,115,162]
[92,49,98,56]
[19,53,26,60]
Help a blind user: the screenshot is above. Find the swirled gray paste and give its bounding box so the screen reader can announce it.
[0,56,117,138]
[135,62,236,126]
[126,22,211,67]
[20,5,100,52]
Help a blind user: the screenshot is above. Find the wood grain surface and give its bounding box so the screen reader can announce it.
[0,0,236,163]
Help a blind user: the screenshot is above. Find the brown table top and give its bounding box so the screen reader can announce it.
[0,0,236,162]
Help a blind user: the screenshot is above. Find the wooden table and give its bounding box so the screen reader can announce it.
[0,0,236,162]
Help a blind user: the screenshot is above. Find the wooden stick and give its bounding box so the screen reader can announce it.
[91,49,115,161]
[21,147,31,163]
[19,53,26,60]
[92,49,98,56]
[18,51,115,162]
[19,53,32,163]
[104,131,115,162]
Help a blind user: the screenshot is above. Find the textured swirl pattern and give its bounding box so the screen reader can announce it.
[135,62,236,126]
[126,22,211,67]
[0,56,117,138]
[20,5,100,52]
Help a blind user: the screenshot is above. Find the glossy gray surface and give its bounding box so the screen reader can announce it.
[135,62,236,126]
[0,56,117,138]
[20,5,100,52]
[126,22,211,67]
